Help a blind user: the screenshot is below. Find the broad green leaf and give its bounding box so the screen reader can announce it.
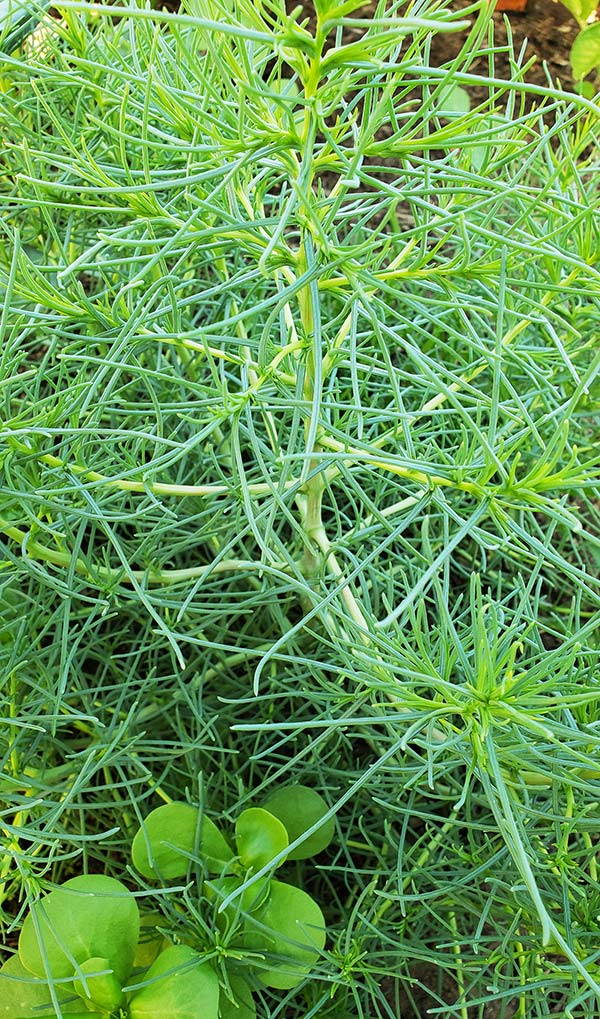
[205,875,270,929]
[0,954,85,1018]
[576,78,597,99]
[131,802,234,879]
[72,957,123,1012]
[235,808,288,870]
[571,24,600,79]
[262,785,335,860]
[245,881,326,990]
[128,945,219,1019]
[559,0,597,25]
[436,84,470,116]
[218,975,256,1019]
[18,875,139,987]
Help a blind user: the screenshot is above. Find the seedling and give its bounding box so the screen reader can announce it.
[0,786,333,1018]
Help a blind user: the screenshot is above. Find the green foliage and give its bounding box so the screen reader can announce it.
[1,0,600,1017]
[131,803,234,879]
[0,0,50,53]
[571,21,600,79]
[243,881,327,989]
[73,959,124,1014]
[127,946,220,1019]
[18,876,139,985]
[262,785,335,860]
[0,790,332,1016]
[0,955,89,1019]
[235,808,289,870]
[555,0,600,86]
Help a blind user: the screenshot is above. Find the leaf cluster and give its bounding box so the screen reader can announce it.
[0,786,333,1018]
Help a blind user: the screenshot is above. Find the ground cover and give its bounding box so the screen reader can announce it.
[1,1,600,1016]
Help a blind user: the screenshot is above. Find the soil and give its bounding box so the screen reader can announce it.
[429,0,580,98]
[293,0,581,96]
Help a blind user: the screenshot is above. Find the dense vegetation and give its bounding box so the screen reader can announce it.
[1,1,600,1016]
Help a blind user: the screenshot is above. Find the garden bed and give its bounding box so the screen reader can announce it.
[1,2,600,1018]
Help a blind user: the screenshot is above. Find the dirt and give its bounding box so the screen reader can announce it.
[429,0,580,99]
[292,0,580,96]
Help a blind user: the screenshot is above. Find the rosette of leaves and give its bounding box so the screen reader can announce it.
[131,786,333,995]
[0,787,333,1019]
[0,875,219,1019]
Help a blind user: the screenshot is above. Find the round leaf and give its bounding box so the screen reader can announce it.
[244,880,326,989]
[571,24,600,79]
[205,875,270,928]
[18,875,139,987]
[436,84,470,116]
[262,785,334,860]
[560,0,598,25]
[128,945,219,1019]
[235,808,288,870]
[0,954,86,1018]
[132,803,234,879]
[73,957,123,1012]
[218,975,256,1019]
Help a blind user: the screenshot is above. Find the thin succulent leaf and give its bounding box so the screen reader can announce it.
[2,0,600,1015]
[0,0,50,51]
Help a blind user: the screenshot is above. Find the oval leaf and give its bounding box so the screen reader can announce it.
[235,808,288,870]
[73,956,123,1012]
[436,84,470,116]
[128,945,219,1019]
[205,875,270,929]
[18,875,139,986]
[0,954,85,1018]
[244,880,326,989]
[571,24,600,79]
[132,803,234,879]
[262,785,335,860]
[559,0,598,24]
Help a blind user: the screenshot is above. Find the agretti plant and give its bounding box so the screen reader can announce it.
[0,787,334,1019]
[2,0,600,1017]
